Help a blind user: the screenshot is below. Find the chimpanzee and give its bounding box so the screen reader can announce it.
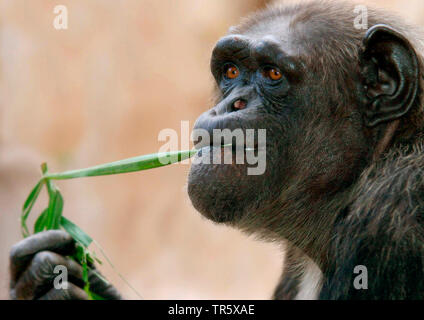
[9,0,424,299]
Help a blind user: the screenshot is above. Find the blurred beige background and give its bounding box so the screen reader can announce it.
[1,0,424,299]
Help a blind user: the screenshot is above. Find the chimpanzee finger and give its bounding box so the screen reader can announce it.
[88,270,122,300]
[12,251,84,300]
[9,230,75,286]
[38,283,89,300]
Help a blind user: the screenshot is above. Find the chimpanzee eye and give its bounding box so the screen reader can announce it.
[224,64,240,79]
[262,66,283,81]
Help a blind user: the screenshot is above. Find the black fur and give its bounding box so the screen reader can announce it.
[188,0,424,300]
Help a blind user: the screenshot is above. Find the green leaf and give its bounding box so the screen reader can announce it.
[80,247,93,299]
[44,149,198,180]
[21,179,44,237]
[45,174,56,200]
[60,216,93,248]
[22,149,201,299]
[22,180,44,212]
[34,208,48,233]
[82,251,88,283]
[46,189,63,230]
[72,243,85,264]
[71,243,102,300]
[90,291,106,300]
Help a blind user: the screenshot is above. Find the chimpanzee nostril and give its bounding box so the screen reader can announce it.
[232,99,247,111]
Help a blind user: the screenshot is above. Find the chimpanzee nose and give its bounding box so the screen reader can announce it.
[209,96,249,116]
[232,99,247,110]
[209,85,254,116]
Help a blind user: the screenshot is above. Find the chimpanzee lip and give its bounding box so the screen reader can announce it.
[194,141,258,151]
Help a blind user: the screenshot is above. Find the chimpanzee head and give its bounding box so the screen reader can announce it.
[187,1,423,249]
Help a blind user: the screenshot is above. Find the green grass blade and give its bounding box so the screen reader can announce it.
[44,165,56,198]
[41,163,63,231]
[22,179,44,212]
[45,189,63,230]
[60,216,93,247]
[89,291,106,300]
[21,180,44,237]
[44,149,197,180]
[34,208,48,233]
[21,148,203,299]
[79,247,94,299]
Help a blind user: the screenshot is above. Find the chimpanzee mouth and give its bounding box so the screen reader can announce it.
[191,125,266,154]
[222,143,259,152]
[194,141,260,152]
[191,143,265,170]
[193,143,261,156]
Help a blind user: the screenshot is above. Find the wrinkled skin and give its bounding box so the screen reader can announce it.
[9,230,120,300]
[9,0,424,300]
[189,1,424,300]
[187,7,371,259]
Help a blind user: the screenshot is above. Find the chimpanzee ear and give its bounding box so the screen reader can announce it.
[360,24,420,127]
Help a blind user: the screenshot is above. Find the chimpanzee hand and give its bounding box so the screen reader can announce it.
[9,230,121,300]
